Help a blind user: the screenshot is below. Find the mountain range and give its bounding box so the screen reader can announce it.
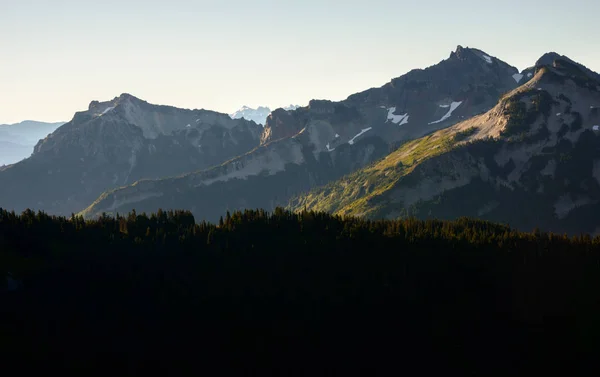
[80,46,526,221]
[3,46,600,234]
[0,120,65,166]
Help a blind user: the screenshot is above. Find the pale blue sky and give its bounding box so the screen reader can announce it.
[1,0,599,124]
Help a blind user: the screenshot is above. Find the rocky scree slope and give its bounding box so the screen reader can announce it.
[0,94,262,215]
[289,56,600,234]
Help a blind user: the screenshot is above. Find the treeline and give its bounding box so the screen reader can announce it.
[1,207,600,376]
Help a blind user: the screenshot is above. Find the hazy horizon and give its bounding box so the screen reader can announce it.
[2,0,599,124]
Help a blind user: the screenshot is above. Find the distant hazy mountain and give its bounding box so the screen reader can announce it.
[230,105,300,125]
[282,105,301,111]
[0,94,262,215]
[0,141,34,167]
[0,120,64,165]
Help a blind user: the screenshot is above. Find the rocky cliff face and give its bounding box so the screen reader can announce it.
[0,94,262,215]
[290,55,600,234]
[260,108,305,144]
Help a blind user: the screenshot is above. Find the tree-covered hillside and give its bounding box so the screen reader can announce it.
[1,207,600,376]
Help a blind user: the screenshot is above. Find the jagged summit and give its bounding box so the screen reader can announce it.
[117,92,139,100]
[448,45,504,66]
[88,93,142,110]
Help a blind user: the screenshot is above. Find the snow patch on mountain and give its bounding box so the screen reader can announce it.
[482,55,493,64]
[386,107,409,125]
[429,101,463,125]
[348,127,372,145]
[100,106,115,115]
[512,73,524,83]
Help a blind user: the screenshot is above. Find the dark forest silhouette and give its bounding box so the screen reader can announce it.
[1,207,600,376]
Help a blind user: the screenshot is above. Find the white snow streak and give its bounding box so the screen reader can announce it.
[326,143,335,152]
[100,106,115,115]
[428,101,463,125]
[348,127,372,145]
[482,55,492,64]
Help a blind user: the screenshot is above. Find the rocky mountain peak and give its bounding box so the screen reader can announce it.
[533,52,600,83]
[451,45,476,61]
[117,92,139,100]
[535,52,569,67]
[450,45,494,65]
